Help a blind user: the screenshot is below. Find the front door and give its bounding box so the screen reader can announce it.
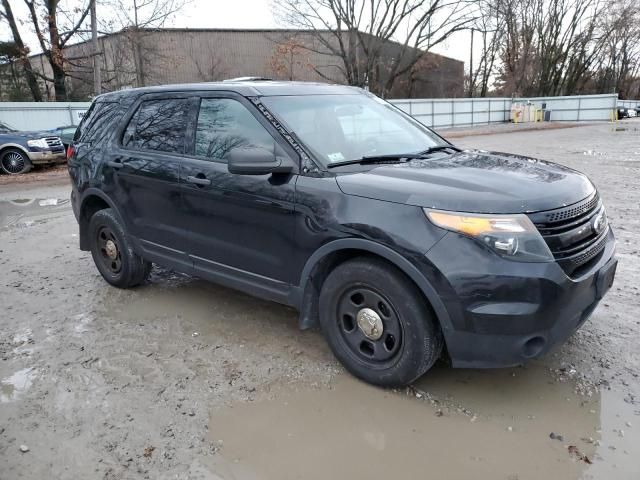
[179,94,299,293]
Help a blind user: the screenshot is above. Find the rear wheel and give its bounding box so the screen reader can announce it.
[1,149,32,175]
[89,208,151,288]
[319,257,443,387]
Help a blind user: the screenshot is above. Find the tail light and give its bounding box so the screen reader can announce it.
[66,145,74,159]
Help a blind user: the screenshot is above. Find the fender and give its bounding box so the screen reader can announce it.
[78,188,128,249]
[0,143,31,155]
[295,238,453,334]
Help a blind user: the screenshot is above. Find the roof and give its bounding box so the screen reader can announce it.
[97,80,364,101]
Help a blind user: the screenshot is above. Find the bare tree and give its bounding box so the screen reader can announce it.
[105,0,190,86]
[269,36,312,80]
[0,0,43,101]
[272,0,477,97]
[22,0,93,100]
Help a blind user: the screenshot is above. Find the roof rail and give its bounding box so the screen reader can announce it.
[222,76,273,82]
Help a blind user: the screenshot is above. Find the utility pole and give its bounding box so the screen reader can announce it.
[91,0,102,96]
[469,28,474,98]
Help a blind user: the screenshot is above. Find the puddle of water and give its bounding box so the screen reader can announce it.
[205,366,613,480]
[0,367,37,403]
[0,197,70,228]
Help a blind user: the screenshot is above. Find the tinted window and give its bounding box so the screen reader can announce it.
[195,98,275,161]
[74,102,121,146]
[123,99,190,153]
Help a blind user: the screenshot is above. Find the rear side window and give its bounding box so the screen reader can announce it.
[74,101,120,145]
[123,99,190,154]
[195,98,275,161]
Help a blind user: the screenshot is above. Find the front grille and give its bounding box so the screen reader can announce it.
[44,137,64,149]
[528,192,608,276]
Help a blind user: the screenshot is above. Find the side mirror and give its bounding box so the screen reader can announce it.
[227,147,294,175]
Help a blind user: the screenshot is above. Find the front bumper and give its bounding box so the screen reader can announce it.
[422,227,617,368]
[26,150,66,165]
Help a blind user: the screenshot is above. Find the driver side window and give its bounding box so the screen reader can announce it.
[195,98,275,162]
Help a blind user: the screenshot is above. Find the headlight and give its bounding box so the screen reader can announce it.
[424,209,554,262]
[27,138,49,149]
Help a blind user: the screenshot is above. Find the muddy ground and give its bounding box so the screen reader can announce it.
[1,121,639,480]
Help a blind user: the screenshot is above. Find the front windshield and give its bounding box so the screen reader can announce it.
[0,121,16,133]
[261,94,445,166]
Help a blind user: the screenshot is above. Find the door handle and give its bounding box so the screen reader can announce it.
[186,175,211,187]
[106,160,123,169]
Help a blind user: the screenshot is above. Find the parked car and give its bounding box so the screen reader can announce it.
[50,125,78,149]
[635,105,640,116]
[0,121,66,174]
[617,106,629,119]
[68,81,617,387]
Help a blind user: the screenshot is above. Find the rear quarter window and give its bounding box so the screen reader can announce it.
[74,101,122,146]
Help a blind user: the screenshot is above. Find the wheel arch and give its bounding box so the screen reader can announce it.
[294,239,452,335]
[78,189,126,251]
[0,143,30,157]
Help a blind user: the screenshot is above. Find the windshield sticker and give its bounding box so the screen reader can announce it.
[328,152,345,162]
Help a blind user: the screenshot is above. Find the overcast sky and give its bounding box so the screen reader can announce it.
[1,0,472,66]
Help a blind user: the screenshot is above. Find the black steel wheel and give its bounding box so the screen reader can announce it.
[336,286,403,364]
[89,208,151,288]
[1,149,32,175]
[96,225,123,275]
[319,257,443,387]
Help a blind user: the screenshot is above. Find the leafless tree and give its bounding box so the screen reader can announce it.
[0,0,43,100]
[272,0,477,97]
[269,36,312,80]
[105,0,190,86]
[22,0,93,100]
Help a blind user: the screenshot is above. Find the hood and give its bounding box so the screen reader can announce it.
[335,150,595,214]
[0,130,55,140]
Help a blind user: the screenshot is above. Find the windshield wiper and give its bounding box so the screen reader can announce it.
[418,145,461,155]
[326,146,460,169]
[326,153,427,169]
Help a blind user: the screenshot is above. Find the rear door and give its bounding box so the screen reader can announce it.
[103,94,196,269]
[179,93,299,289]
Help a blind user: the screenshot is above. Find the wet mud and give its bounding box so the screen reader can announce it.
[1,122,639,479]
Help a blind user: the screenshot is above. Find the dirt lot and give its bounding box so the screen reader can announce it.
[1,121,639,480]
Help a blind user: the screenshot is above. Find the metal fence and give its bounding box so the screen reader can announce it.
[0,93,623,132]
[618,99,640,109]
[390,97,512,129]
[0,102,91,131]
[390,93,618,128]
[514,94,618,122]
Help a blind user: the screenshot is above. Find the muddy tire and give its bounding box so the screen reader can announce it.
[1,149,32,175]
[89,208,151,288]
[319,257,443,388]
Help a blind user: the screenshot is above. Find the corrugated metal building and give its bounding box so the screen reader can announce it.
[1,28,464,101]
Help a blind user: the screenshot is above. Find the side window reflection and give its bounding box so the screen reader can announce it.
[123,99,190,154]
[195,99,275,161]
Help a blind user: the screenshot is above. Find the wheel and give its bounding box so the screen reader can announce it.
[89,208,151,288]
[1,149,32,174]
[319,257,443,387]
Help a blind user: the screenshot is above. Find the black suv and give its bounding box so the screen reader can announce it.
[68,81,617,387]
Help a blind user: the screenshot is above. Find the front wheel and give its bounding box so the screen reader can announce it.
[1,149,32,174]
[319,257,443,387]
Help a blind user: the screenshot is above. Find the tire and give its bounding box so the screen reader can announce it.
[319,257,443,387]
[0,149,32,175]
[88,208,151,288]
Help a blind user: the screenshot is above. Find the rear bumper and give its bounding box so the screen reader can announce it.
[26,150,66,165]
[422,227,617,368]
